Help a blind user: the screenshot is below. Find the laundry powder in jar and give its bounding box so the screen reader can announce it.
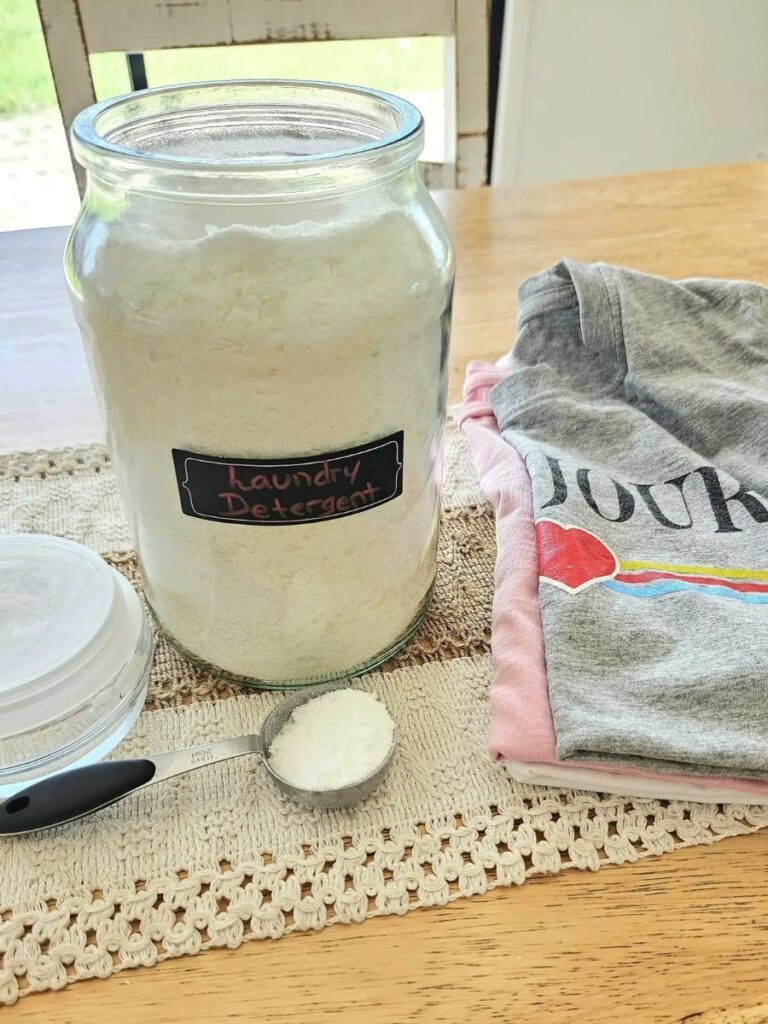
[267,688,396,791]
[74,208,452,684]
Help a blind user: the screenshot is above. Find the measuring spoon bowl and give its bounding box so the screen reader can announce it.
[0,681,397,834]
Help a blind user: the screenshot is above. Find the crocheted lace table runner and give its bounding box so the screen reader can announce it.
[2,415,768,1006]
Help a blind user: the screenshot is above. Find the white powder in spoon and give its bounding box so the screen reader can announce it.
[268,688,395,791]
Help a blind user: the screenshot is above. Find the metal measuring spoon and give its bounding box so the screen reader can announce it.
[0,682,396,836]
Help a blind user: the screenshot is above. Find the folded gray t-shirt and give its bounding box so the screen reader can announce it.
[490,258,768,777]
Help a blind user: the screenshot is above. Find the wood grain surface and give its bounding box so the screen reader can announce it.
[4,164,768,1022]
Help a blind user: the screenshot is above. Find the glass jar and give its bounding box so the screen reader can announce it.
[65,81,454,688]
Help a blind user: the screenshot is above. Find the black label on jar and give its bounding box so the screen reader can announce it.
[172,432,404,526]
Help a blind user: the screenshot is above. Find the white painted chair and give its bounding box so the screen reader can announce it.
[37,0,490,194]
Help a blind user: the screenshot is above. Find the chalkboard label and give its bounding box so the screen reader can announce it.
[172,432,404,526]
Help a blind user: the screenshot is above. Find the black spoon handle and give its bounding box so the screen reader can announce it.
[0,759,156,835]
[0,735,263,836]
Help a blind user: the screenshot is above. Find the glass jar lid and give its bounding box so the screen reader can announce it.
[0,535,153,796]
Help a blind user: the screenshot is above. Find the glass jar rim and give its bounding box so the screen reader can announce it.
[71,79,424,178]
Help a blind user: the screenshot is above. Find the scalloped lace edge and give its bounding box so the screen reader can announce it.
[3,799,768,1004]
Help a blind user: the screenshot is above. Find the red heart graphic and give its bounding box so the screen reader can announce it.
[535,519,618,594]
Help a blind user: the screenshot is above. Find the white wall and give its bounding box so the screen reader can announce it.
[493,0,768,184]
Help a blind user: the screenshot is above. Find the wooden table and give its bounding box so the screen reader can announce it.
[5,164,768,1024]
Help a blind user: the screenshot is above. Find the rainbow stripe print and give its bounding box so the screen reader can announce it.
[534,519,768,604]
[604,561,768,604]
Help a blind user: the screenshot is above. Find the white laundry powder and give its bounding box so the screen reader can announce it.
[75,206,451,682]
[267,688,395,790]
